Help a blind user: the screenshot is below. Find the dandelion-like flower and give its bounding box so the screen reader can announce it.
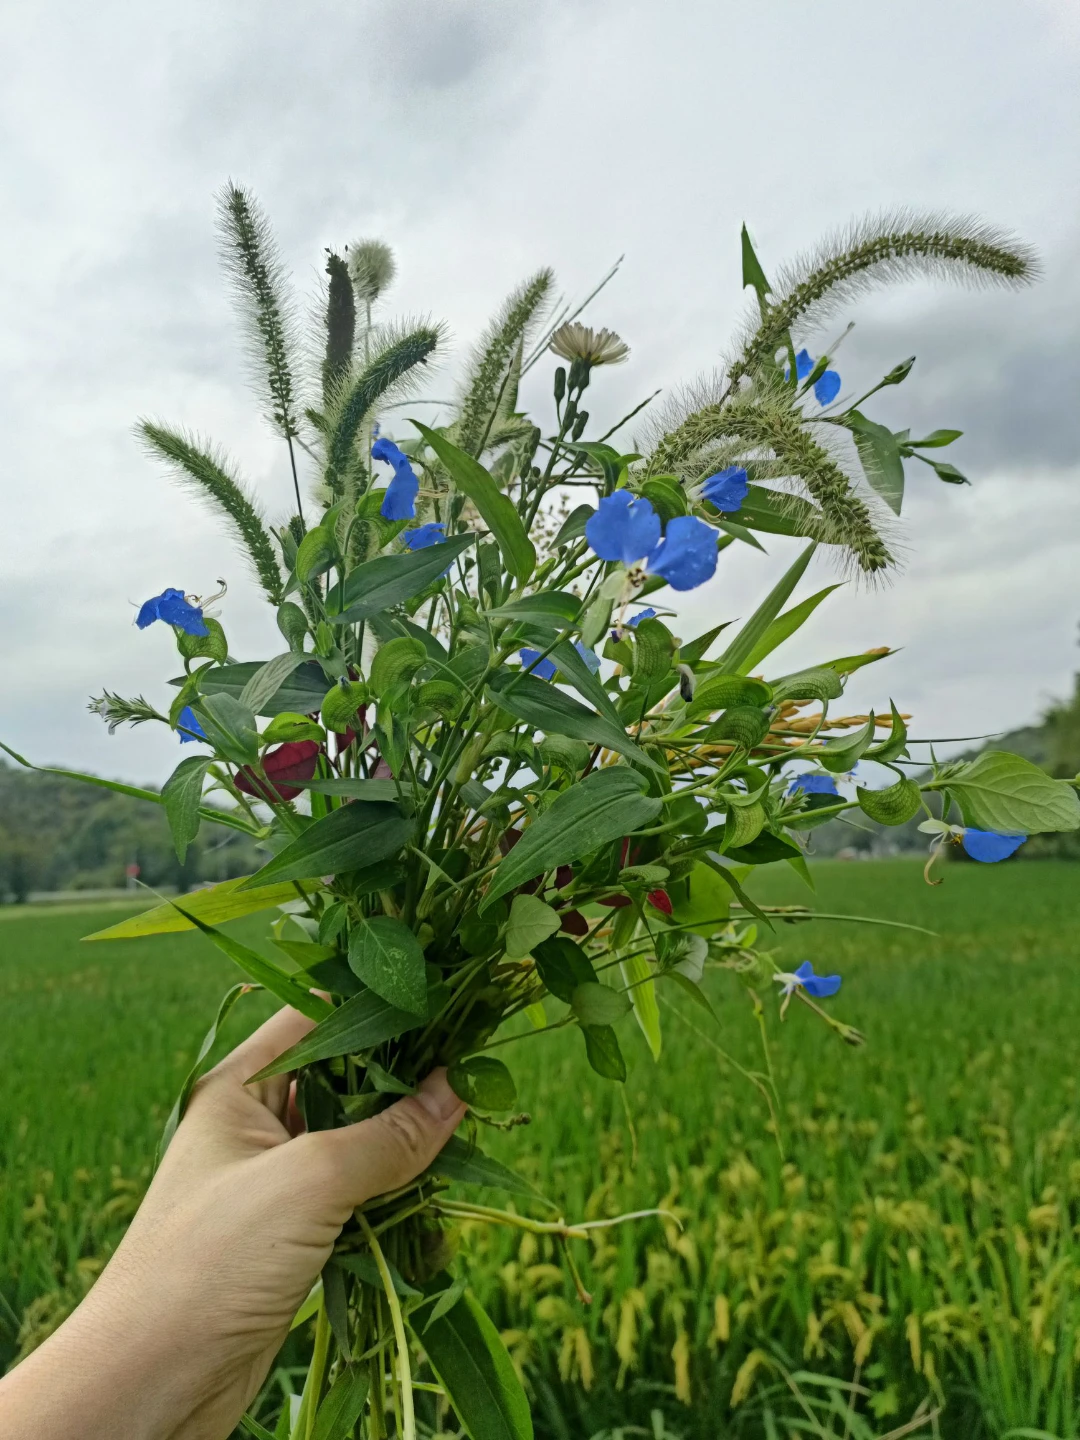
[549,322,630,367]
[135,588,209,637]
[372,437,419,521]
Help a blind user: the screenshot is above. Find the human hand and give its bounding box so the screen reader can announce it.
[0,1005,467,1440]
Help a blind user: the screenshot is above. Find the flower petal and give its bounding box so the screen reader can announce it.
[177,706,207,744]
[814,370,841,406]
[645,515,718,592]
[574,640,601,673]
[519,648,558,682]
[803,973,842,998]
[961,829,1027,863]
[795,349,814,381]
[403,522,445,551]
[585,489,662,565]
[702,466,749,513]
[788,773,839,797]
[627,608,657,627]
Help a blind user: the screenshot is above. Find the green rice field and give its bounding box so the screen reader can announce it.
[3,860,1080,1438]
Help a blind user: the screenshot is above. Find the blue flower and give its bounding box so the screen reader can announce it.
[788,773,839,797]
[519,648,558,681]
[403,522,445,551]
[814,369,841,406]
[774,960,842,1001]
[702,466,749,513]
[585,489,662,565]
[645,515,718,592]
[627,608,657,627]
[136,588,209,637]
[961,829,1027,863]
[574,641,601,673]
[788,348,841,406]
[177,706,207,744]
[372,437,419,521]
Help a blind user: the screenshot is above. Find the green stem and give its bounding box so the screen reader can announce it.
[293,1297,331,1440]
[358,1214,415,1440]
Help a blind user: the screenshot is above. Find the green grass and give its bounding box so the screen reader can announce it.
[4,861,1080,1437]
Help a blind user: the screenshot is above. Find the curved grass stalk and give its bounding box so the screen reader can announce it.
[357,1213,415,1440]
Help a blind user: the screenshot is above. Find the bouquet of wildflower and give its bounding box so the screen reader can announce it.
[9,188,1079,1439]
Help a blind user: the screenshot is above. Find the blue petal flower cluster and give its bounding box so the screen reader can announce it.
[585,490,719,593]
[136,588,209,637]
[961,829,1027,863]
[372,438,419,520]
[792,348,841,407]
[776,960,842,999]
[701,466,749,513]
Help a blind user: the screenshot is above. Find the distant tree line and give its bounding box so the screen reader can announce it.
[0,763,262,902]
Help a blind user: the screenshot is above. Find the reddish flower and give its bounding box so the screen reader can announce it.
[555,865,574,889]
[599,894,632,909]
[560,909,589,936]
[235,740,320,804]
[647,888,673,916]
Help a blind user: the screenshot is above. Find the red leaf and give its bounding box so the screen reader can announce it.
[235,740,320,804]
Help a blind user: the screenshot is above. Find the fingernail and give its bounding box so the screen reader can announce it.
[417,1068,464,1122]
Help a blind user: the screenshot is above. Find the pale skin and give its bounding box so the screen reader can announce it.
[0,1006,467,1440]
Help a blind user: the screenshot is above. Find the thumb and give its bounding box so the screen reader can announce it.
[310,1069,467,1212]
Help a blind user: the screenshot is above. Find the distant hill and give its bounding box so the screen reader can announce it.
[0,762,261,902]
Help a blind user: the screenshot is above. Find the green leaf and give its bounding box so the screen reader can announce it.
[944,751,1080,835]
[620,952,661,1060]
[262,712,325,745]
[409,1289,534,1440]
[552,504,593,546]
[928,459,969,485]
[177,616,229,664]
[413,420,536,582]
[480,769,662,911]
[158,982,253,1161]
[531,935,594,1002]
[686,675,771,718]
[908,428,962,448]
[287,777,405,803]
[294,525,338,584]
[668,863,732,937]
[571,981,632,1026]
[848,410,906,515]
[424,1134,554,1208]
[678,623,731,666]
[239,1415,278,1440]
[488,672,660,773]
[820,648,895,676]
[330,534,476,624]
[582,1024,626,1082]
[504,894,562,959]
[448,1056,518,1111]
[857,778,921,826]
[545,637,623,725]
[192,693,259,766]
[161,756,211,862]
[630,617,676,681]
[193,659,330,717]
[867,701,909,762]
[83,876,300,941]
[166,901,331,1022]
[424,1276,468,1332]
[312,1364,370,1440]
[239,653,309,715]
[370,637,427,697]
[717,517,768,552]
[736,485,824,539]
[248,988,428,1081]
[347,917,427,1015]
[713,544,820,675]
[768,667,844,703]
[819,715,877,774]
[239,802,412,889]
[336,1252,422,1300]
[488,592,581,628]
[740,222,772,305]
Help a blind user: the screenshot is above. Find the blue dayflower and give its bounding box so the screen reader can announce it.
[403,522,445,551]
[814,369,841,406]
[585,489,662,565]
[177,706,207,744]
[961,829,1027,863]
[627,608,657,627]
[645,515,718,592]
[788,773,839,797]
[702,466,749,513]
[136,588,209,637]
[519,648,558,681]
[775,960,842,1002]
[372,436,419,521]
[574,641,601,673]
[794,348,814,381]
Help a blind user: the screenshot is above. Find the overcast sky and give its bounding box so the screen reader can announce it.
[1,0,1079,785]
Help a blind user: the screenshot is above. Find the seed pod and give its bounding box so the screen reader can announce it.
[571,409,589,440]
[856,777,922,826]
[553,366,566,405]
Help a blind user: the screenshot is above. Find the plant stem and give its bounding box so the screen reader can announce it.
[358,1214,415,1440]
[293,1297,330,1440]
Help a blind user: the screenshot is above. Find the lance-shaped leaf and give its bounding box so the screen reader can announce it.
[487,672,660,772]
[248,987,427,1081]
[83,876,301,941]
[818,714,876,774]
[943,751,1080,835]
[239,652,309,715]
[424,1135,554,1208]
[621,951,661,1060]
[188,659,330,717]
[329,534,476,624]
[848,410,906,515]
[713,543,819,675]
[409,1289,534,1440]
[161,756,212,862]
[239,801,412,889]
[189,693,259,767]
[159,982,254,1160]
[487,592,582,628]
[480,768,662,912]
[413,420,536,582]
[167,901,331,1021]
[348,916,427,1015]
